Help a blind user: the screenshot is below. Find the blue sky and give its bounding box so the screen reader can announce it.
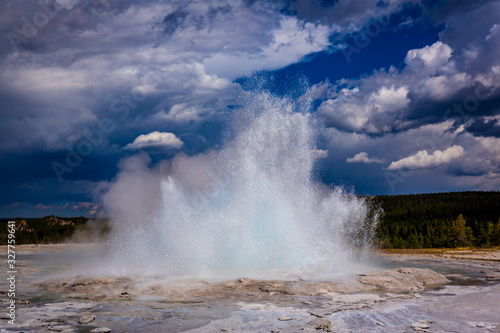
[0,0,499,217]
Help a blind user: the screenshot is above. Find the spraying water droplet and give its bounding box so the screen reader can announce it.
[101,90,379,278]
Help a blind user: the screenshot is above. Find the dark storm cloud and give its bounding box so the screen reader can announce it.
[465,118,500,138]
[0,0,141,56]
[285,0,401,27]
[151,2,236,38]
[420,0,496,23]
[0,148,120,198]
[162,9,189,36]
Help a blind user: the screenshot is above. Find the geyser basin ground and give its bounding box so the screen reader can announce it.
[2,244,500,332]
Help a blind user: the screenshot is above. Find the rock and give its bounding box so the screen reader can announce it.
[308,309,334,318]
[118,292,130,298]
[48,325,73,332]
[90,328,112,333]
[43,317,68,323]
[359,267,449,291]
[278,317,293,321]
[78,315,96,324]
[376,322,385,327]
[484,272,500,279]
[477,323,485,327]
[411,322,430,332]
[307,318,332,331]
[302,301,312,305]
[29,321,51,328]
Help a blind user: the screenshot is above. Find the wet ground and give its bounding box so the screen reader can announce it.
[1,245,499,332]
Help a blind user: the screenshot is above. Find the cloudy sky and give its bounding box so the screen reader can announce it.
[1,0,499,217]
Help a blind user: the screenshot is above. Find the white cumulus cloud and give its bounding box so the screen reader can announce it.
[346,152,384,164]
[318,85,409,133]
[125,131,184,150]
[387,145,465,170]
[203,16,332,80]
[405,41,453,75]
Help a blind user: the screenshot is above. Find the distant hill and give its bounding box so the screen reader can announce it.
[375,191,500,249]
[0,215,110,245]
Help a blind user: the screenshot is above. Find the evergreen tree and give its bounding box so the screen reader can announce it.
[450,214,473,247]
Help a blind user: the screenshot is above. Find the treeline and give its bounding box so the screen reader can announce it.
[375,191,500,249]
[1,191,499,248]
[0,215,110,245]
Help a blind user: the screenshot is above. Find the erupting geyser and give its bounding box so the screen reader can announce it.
[102,91,379,278]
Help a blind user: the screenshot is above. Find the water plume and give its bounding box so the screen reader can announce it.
[101,90,379,278]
